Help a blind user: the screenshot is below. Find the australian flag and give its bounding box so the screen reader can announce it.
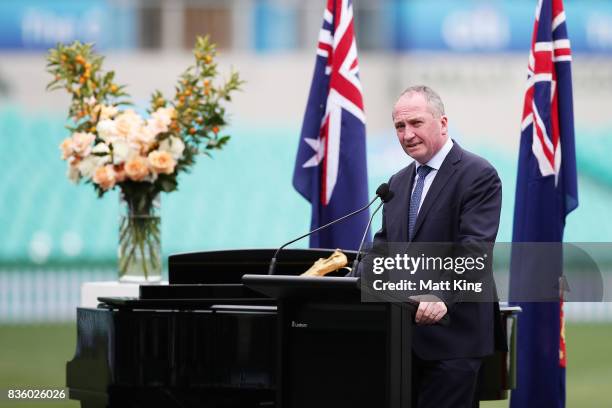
[292,0,370,250]
[510,1,578,407]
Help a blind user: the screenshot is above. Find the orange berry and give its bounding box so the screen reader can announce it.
[110,84,118,93]
[189,127,197,135]
[204,55,212,64]
[75,55,85,65]
[212,126,219,134]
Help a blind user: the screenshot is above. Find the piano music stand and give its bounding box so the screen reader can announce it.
[243,275,415,408]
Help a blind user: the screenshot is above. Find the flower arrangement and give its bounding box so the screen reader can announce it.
[46,37,242,281]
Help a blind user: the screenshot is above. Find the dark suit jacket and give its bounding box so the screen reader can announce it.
[371,141,503,360]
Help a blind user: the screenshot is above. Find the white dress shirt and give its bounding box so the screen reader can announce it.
[411,137,454,214]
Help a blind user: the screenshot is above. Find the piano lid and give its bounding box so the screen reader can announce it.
[168,248,357,284]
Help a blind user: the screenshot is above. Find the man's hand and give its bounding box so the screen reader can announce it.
[411,295,448,325]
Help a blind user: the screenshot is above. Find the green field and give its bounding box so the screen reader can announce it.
[0,323,610,408]
[0,324,78,408]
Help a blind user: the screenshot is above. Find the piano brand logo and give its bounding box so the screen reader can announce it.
[291,321,308,328]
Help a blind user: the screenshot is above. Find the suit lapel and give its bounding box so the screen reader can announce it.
[412,143,463,240]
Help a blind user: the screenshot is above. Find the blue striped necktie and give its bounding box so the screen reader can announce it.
[408,165,433,241]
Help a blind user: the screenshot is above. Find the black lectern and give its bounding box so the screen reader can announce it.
[243,275,416,408]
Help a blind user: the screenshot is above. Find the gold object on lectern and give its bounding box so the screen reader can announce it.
[301,249,348,277]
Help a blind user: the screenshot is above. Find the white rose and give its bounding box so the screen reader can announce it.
[92,142,110,156]
[144,107,176,138]
[71,132,96,157]
[133,125,157,145]
[99,105,118,120]
[111,139,131,164]
[77,146,109,178]
[115,110,144,139]
[159,136,185,160]
[97,119,119,142]
[91,143,111,165]
[153,107,175,125]
[77,156,100,178]
[145,117,167,137]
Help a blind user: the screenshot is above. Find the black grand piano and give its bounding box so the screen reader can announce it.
[66,249,519,408]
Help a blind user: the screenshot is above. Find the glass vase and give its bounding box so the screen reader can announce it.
[118,192,162,282]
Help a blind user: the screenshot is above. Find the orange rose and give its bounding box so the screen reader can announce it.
[92,165,116,190]
[59,138,74,159]
[124,157,149,181]
[148,151,176,175]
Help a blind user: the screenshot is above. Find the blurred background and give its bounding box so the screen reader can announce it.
[0,0,611,407]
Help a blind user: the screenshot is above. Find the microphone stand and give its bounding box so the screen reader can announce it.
[268,195,379,275]
[348,200,384,277]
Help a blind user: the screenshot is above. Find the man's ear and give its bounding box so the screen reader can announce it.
[440,115,448,135]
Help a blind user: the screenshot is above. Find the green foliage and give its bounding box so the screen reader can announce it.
[46,41,130,134]
[168,35,244,175]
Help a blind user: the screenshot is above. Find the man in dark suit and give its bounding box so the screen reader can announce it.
[369,85,503,407]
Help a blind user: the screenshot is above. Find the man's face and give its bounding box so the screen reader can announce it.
[392,93,448,164]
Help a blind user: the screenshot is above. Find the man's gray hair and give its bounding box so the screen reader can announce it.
[398,85,446,118]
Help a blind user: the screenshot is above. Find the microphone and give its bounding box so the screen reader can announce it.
[375,183,394,203]
[268,183,392,275]
[348,189,395,277]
